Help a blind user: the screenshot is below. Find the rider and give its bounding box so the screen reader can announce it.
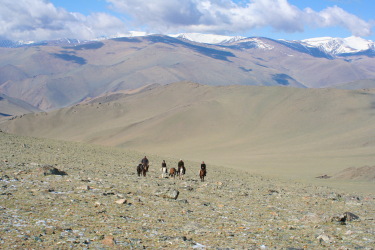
[161,160,167,178]
[141,156,149,168]
[201,161,207,176]
[178,159,185,174]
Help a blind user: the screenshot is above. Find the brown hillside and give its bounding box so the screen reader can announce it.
[1,82,375,191]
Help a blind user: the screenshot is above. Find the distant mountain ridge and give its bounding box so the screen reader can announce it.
[0,93,41,119]
[0,33,374,111]
[1,33,374,58]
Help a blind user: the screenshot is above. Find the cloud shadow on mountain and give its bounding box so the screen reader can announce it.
[51,53,87,65]
[111,37,142,43]
[144,35,236,61]
[62,42,104,50]
[272,73,294,86]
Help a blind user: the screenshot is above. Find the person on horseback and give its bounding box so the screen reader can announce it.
[178,159,184,174]
[141,156,149,167]
[141,156,149,173]
[161,160,167,178]
[201,161,207,176]
[201,161,206,171]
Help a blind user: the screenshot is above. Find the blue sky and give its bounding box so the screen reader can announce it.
[1,0,374,41]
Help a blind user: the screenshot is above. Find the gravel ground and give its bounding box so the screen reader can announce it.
[1,131,374,249]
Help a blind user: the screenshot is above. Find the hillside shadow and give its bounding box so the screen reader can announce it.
[51,53,87,65]
[62,42,104,50]
[272,74,294,86]
[339,49,375,58]
[144,35,236,61]
[111,37,142,43]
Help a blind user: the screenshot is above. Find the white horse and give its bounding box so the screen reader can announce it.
[161,166,168,178]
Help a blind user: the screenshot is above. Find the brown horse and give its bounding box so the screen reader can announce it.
[169,168,177,178]
[137,163,148,177]
[199,169,206,182]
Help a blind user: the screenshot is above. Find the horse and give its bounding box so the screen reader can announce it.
[199,169,206,182]
[137,163,148,177]
[161,166,168,178]
[179,166,186,180]
[169,168,177,178]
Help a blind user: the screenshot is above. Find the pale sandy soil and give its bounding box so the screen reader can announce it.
[1,132,374,249]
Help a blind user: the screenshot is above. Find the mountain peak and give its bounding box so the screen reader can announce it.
[169,33,245,44]
[302,36,374,54]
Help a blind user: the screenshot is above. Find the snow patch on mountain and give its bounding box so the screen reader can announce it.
[227,37,275,50]
[170,33,245,44]
[302,36,374,54]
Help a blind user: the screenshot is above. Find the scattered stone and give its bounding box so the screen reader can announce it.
[103,192,115,196]
[344,212,360,222]
[38,165,67,176]
[102,236,116,246]
[268,189,279,195]
[331,212,360,224]
[317,234,332,244]
[327,192,342,201]
[77,185,91,190]
[115,199,127,204]
[155,188,179,200]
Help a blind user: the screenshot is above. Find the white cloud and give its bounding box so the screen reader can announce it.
[106,0,373,36]
[0,0,126,41]
[0,0,372,41]
[311,6,372,37]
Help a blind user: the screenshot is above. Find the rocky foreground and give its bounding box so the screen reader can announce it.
[0,131,374,249]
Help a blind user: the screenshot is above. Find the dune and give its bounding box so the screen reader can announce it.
[1,82,375,192]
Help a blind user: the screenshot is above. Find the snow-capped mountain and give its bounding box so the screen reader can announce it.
[1,32,373,58]
[301,36,374,55]
[170,33,245,44]
[225,37,275,50]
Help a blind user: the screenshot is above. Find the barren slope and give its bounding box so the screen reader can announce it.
[0,93,41,121]
[1,82,375,191]
[1,132,374,248]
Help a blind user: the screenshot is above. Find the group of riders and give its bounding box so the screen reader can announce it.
[138,156,207,180]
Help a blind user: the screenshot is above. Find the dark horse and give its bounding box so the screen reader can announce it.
[137,163,148,177]
[169,167,177,178]
[199,169,206,182]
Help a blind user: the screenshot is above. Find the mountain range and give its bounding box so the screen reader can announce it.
[0,33,374,113]
[2,33,374,56]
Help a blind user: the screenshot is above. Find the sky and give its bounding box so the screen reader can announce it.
[0,0,374,42]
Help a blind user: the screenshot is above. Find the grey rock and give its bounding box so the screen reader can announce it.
[155,188,179,200]
[331,212,360,224]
